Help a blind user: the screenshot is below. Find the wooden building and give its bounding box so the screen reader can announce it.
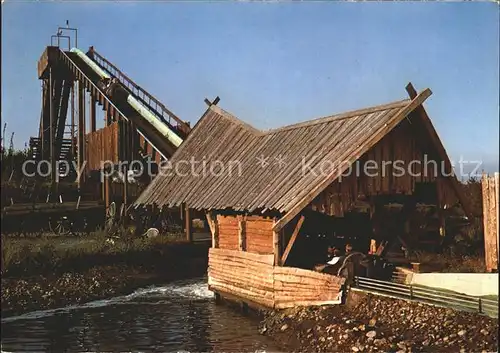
[134,83,470,309]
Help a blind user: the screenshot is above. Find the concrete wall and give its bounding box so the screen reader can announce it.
[407,273,499,297]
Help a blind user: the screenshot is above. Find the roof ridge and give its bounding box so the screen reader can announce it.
[262,98,411,134]
[210,98,411,136]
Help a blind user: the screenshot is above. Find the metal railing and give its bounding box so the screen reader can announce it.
[353,276,498,318]
[88,48,190,136]
[57,48,168,161]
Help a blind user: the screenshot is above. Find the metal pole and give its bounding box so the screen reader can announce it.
[58,27,78,48]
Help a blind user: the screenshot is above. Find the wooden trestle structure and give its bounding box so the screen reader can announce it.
[26,37,190,223]
[134,82,472,309]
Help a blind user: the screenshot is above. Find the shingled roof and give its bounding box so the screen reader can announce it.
[134,86,461,224]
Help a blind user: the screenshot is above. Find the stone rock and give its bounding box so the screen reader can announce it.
[366,330,377,339]
[422,339,430,346]
[458,330,466,337]
[373,338,387,347]
[352,346,359,352]
[369,318,377,327]
[280,324,289,331]
[443,336,449,342]
[480,329,489,336]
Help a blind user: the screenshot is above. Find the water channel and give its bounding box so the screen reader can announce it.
[1,276,282,352]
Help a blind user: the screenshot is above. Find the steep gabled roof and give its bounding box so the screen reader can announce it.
[134,88,441,224]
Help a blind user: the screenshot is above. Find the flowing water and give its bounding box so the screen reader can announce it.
[1,277,281,352]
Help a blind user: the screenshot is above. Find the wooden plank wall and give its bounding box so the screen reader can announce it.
[217,215,240,250]
[208,248,345,309]
[85,122,120,172]
[311,119,456,217]
[245,217,274,254]
[482,173,499,272]
[217,215,274,254]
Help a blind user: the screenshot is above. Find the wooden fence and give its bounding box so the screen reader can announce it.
[85,122,120,172]
[482,173,499,272]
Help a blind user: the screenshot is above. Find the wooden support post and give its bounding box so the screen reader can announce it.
[123,165,128,220]
[77,81,85,188]
[496,173,500,270]
[49,68,56,199]
[106,109,112,126]
[273,219,280,266]
[90,94,96,132]
[206,212,219,248]
[185,203,192,242]
[206,212,215,235]
[281,215,305,265]
[238,216,246,251]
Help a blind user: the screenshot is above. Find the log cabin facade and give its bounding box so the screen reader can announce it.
[134,83,470,309]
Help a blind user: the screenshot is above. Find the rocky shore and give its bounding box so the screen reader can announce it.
[1,262,207,317]
[259,291,498,352]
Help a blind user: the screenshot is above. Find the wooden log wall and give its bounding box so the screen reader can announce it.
[274,266,345,309]
[208,248,275,308]
[208,248,346,309]
[482,173,499,272]
[311,118,456,217]
[216,215,274,254]
[85,122,120,172]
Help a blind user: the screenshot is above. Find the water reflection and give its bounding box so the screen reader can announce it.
[1,277,279,352]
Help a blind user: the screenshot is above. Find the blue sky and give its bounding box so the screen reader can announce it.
[2,2,499,172]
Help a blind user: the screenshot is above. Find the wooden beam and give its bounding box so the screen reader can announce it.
[405,82,473,217]
[90,94,96,132]
[238,216,246,251]
[281,215,305,265]
[273,219,280,266]
[204,96,220,107]
[77,80,85,188]
[185,203,192,242]
[206,212,215,236]
[496,173,500,270]
[273,88,432,232]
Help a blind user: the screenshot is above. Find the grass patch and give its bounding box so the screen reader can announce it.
[0,230,200,277]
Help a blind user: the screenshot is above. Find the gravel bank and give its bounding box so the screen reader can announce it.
[259,291,498,352]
